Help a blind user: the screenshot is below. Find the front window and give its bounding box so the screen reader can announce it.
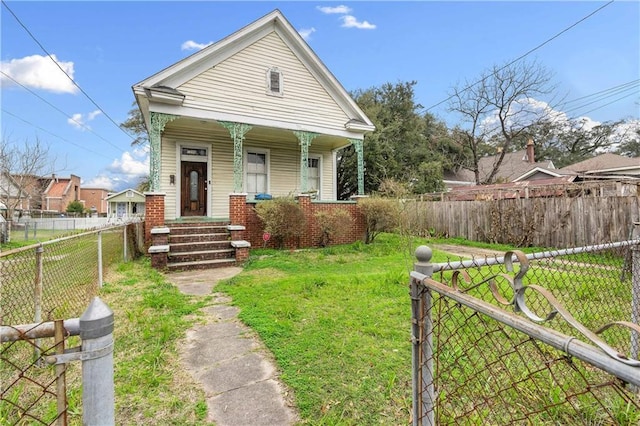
[246,150,268,198]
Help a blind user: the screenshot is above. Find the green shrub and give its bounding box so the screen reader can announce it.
[357,197,401,244]
[255,197,306,248]
[314,209,354,247]
[66,200,85,213]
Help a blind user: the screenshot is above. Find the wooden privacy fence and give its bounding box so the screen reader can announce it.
[404,195,640,247]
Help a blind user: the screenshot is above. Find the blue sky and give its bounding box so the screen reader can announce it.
[1,1,639,191]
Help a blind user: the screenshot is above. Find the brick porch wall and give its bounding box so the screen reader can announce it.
[242,195,366,249]
[144,192,166,247]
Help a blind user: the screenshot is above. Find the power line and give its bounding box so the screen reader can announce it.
[559,79,639,107]
[569,91,639,119]
[1,0,136,141]
[423,0,615,113]
[2,108,116,160]
[562,81,639,115]
[1,70,125,154]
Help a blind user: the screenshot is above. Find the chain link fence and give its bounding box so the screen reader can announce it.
[410,239,640,424]
[1,320,79,425]
[1,222,143,325]
[1,222,142,425]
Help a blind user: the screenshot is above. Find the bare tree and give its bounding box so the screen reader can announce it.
[0,136,57,222]
[449,60,556,184]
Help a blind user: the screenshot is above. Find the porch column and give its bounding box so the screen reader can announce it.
[349,138,365,196]
[148,112,178,192]
[294,131,317,193]
[220,121,252,193]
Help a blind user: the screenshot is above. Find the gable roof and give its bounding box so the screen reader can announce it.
[560,153,640,174]
[105,188,145,201]
[446,149,556,184]
[133,9,374,135]
[0,172,28,199]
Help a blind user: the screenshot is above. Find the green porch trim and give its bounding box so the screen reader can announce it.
[349,138,365,195]
[149,112,179,192]
[294,131,318,193]
[220,121,253,192]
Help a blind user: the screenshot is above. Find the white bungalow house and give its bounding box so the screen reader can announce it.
[133,9,373,267]
[106,189,145,219]
[134,9,373,216]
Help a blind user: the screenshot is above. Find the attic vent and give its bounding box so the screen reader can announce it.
[267,67,283,96]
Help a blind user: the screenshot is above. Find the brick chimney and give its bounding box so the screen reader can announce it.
[526,138,535,163]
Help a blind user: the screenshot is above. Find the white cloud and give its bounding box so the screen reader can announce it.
[317,5,352,14]
[82,175,117,191]
[181,40,213,51]
[0,54,78,94]
[298,27,316,41]
[67,109,102,130]
[108,149,149,177]
[340,15,376,30]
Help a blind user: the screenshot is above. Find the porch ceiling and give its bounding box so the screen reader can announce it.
[166,117,353,151]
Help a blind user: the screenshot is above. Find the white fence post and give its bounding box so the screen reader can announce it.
[80,297,115,425]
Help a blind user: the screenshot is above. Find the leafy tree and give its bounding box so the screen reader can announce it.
[338,81,456,198]
[66,200,85,214]
[522,119,637,167]
[448,60,556,184]
[120,101,148,147]
[614,126,640,158]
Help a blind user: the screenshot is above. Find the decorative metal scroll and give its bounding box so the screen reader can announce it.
[349,138,364,195]
[149,112,179,192]
[449,250,640,367]
[219,121,252,193]
[294,131,317,193]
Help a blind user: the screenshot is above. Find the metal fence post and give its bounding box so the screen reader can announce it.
[34,244,44,363]
[412,246,434,426]
[80,297,115,425]
[123,225,128,262]
[632,241,640,361]
[97,230,103,288]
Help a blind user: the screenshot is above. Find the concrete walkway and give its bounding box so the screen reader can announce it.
[165,268,298,426]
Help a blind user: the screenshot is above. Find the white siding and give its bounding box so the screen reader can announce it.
[159,138,178,219]
[178,32,350,133]
[161,123,337,218]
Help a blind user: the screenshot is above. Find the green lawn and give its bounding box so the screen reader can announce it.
[4,233,634,424]
[216,234,446,424]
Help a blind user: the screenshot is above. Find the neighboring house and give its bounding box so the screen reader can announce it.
[106,189,145,219]
[446,151,639,201]
[80,187,111,215]
[559,153,640,180]
[133,9,374,221]
[444,140,558,188]
[42,174,81,213]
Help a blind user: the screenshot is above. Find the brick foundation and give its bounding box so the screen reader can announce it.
[243,194,366,249]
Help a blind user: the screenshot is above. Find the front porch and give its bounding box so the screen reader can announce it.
[146,192,367,271]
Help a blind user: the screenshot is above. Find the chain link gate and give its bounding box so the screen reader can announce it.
[410,239,640,424]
